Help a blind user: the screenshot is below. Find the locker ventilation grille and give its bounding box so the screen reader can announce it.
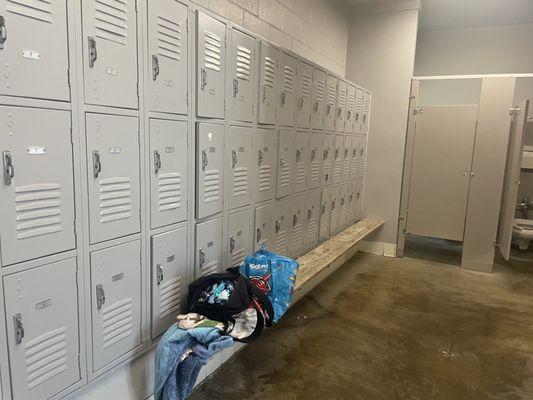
[158,172,182,212]
[159,276,182,320]
[334,155,342,180]
[263,57,276,88]
[231,247,246,268]
[280,162,290,188]
[232,167,248,198]
[323,160,331,180]
[296,161,305,186]
[204,31,222,72]
[203,170,220,204]
[306,215,317,243]
[157,15,182,61]
[316,79,325,103]
[311,159,320,183]
[344,157,350,177]
[24,326,68,389]
[258,164,272,193]
[236,46,251,81]
[339,89,346,109]
[102,297,133,349]
[94,0,128,45]
[293,222,303,251]
[348,91,356,115]
[330,207,338,230]
[275,230,287,255]
[283,66,295,93]
[301,73,312,99]
[320,211,328,237]
[99,177,132,223]
[6,0,53,23]
[257,238,269,250]
[15,183,64,240]
[328,82,336,107]
[356,94,363,115]
[200,261,218,277]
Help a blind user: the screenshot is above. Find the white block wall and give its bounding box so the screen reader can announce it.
[192,0,350,76]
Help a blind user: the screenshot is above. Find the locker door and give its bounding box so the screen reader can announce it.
[304,190,321,251]
[195,217,222,278]
[319,188,331,242]
[311,68,326,129]
[336,80,348,132]
[322,133,334,186]
[151,227,187,338]
[228,126,252,210]
[347,84,357,134]
[254,129,276,203]
[355,87,364,135]
[0,106,75,266]
[292,131,308,194]
[228,210,251,268]
[196,11,226,119]
[82,0,138,108]
[148,0,188,114]
[346,183,356,224]
[350,135,359,180]
[357,136,367,179]
[329,185,340,235]
[332,134,344,184]
[273,200,290,256]
[4,258,79,400]
[276,130,292,198]
[230,28,255,122]
[91,240,142,371]
[338,184,348,231]
[196,123,224,218]
[362,91,371,135]
[308,132,322,190]
[258,41,278,125]
[150,119,188,229]
[278,52,297,126]
[86,114,140,244]
[324,74,338,131]
[342,135,351,182]
[288,194,306,257]
[0,0,69,100]
[355,179,363,221]
[295,61,313,128]
[254,204,274,251]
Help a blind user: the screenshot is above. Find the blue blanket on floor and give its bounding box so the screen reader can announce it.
[154,325,234,400]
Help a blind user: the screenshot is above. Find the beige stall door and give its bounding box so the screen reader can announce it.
[406,105,478,241]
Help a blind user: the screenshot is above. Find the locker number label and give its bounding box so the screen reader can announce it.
[165,146,175,153]
[109,146,122,154]
[22,49,41,60]
[35,298,53,310]
[207,241,214,248]
[27,146,46,155]
[209,147,216,153]
[112,272,125,282]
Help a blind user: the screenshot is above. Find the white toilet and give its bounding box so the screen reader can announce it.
[513,219,533,250]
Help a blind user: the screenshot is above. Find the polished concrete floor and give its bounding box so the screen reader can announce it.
[191,244,533,400]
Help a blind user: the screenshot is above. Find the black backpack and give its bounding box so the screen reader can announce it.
[186,267,274,343]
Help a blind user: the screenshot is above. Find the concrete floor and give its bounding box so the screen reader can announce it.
[191,245,533,400]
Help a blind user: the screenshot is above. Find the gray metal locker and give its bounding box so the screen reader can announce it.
[329,185,340,236]
[362,91,371,135]
[253,129,276,203]
[91,240,142,371]
[278,52,297,127]
[346,182,356,225]
[254,203,274,251]
[3,258,80,400]
[322,133,335,186]
[288,194,306,257]
[258,41,278,125]
[152,227,187,338]
[319,188,331,242]
[195,217,222,278]
[311,68,326,130]
[228,126,252,210]
[308,132,322,190]
[342,134,351,182]
[230,28,255,122]
[273,199,290,256]
[338,184,348,231]
[196,123,224,218]
[150,119,188,229]
[0,106,75,266]
[295,61,313,128]
[86,113,140,244]
[276,130,292,198]
[228,210,251,268]
[350,135,359,180]
[292,131,308,194]
[347,84,357,134]
[148,0,188,114]
[324,74,338,131]
[82,0,138,108]
[336,80,348,132]
[355,178,363,221]
[332,134,344,184]
[357,136,367,179]
[0,0,69,101]
[355,87,364,135]
[196,11,226,119]
[304,190,321,251]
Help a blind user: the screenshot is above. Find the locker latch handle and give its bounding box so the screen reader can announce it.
[311,148,316,161]
[96,284,106,310]
[326,104,331,116]
[202,150,208,171]
[298,97,304,110]
[229,237,236,253]
[275,220,281,233]
[156,265,164,285]
[3,150,14,185]
[307,209,312,220]
[152,55,160,81]
[296,149,302,162]
[337,107,342,119]
[344,148,349,159]
[363,114,367,124]
[198,249,206,267]
[13,313,24,344]
[355,112,360,122]
[256,228,262,243]
[349,194,354,202]
[335,148,340,160]
[353,148,357,158]
[323,148,328,160]
[347,110,352,121]
[88,36,97,68]
[200,68,207,90]
[92,150,101,178]
[0,15,7,49]
[331,200,336,210]
[257,150,263,165]
[313,101,319,113]
[341,197,345,206]
[321,204,326,215]
[360,148,364,157]
[280,92,286,107]
[293,214,298,227]
[233,78,239,98]
[231,150,238,168]
[357,191,361,199]
[153,150,162,174]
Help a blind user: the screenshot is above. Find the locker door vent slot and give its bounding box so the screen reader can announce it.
[203,30,222,71]
[94,0,128,45]
[159,276,182,319]
[6,0,52,23]
[156,15,182,61]
[99,177,133,223]
[157,172,182,212]
[101,297,134,349]
[263,56,275,89]
[236,45,251,80]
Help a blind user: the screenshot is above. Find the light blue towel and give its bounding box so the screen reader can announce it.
[154,325,234,400]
